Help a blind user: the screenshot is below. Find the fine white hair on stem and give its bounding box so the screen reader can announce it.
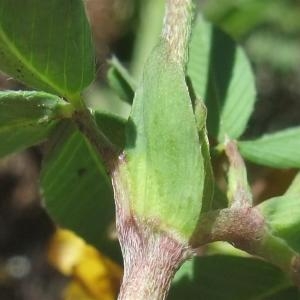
[162,0,193,67]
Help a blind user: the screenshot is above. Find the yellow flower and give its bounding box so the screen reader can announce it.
[48,229,122,300]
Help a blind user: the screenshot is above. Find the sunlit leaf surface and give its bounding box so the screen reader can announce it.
[188,15,256,141]
[239,127,300,168]
[0,0,95,98]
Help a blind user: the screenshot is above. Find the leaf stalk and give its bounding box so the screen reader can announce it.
[73,108,117,170]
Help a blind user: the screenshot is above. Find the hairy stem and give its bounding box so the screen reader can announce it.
[162,0,194,66]
[117,226,187,300]
[192,206,300,286]
[253,232,300,287]
[112,159,190,300]
[112,1,196,299]
[191,205,265,249]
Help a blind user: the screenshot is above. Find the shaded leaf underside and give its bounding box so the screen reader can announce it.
[170,255,296,300]
[41,111,126,262]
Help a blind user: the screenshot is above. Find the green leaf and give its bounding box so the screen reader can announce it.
[238,127,300,168]
[0,0,95,100]
[169,255,296,300]
[187,15,256,141]
[120,40,207,239]
[258,173,300,252]
[0,90,71,157]
[259,196,300,252]
[202,0,300,73]
[107,56,136,104]
[41,118,124,261]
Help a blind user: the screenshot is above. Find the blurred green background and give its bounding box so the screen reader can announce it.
[85,0,300,137]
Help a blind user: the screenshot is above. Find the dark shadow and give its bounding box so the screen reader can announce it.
[94,111,127,150]
[204,26,236,138]
[168,255,297,300]
[186,75,197,110]
[124,117,137,150]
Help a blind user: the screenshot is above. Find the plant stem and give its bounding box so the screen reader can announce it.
[191,206,265,249]
[73,108,117,170]
[112,161,189,299]
[117,228,187,300]
[253,232,300,287]
[113,1,196,299]
[192,206,300,286]
[162,0,194,66]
